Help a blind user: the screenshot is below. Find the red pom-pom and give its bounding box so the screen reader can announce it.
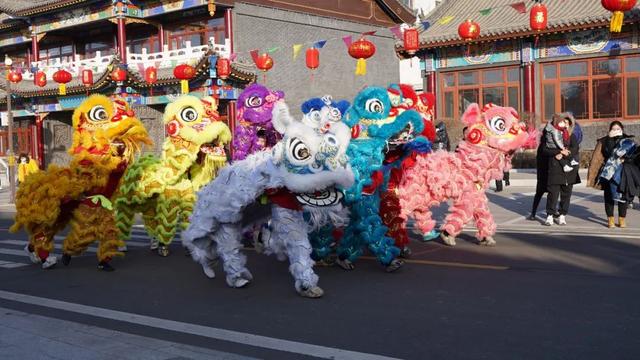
[467,128,483,144]
[166,120,179,136]
[351,124,361,139]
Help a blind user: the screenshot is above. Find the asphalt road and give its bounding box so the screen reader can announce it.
[1,188,639,360]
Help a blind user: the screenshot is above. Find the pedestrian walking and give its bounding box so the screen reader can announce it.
[529,128,549,220]
[542,113,581,226]
[0,157,8,190]
[588,121,639,228]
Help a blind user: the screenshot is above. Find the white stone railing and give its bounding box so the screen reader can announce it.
[127,37,231,68]
[24,52,115,80]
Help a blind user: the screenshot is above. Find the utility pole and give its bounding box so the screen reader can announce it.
[5,55,16,204]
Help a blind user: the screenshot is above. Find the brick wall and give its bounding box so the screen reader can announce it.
[233,2,400,115]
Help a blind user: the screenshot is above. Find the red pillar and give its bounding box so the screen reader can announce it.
[224,8,234,53]
[523,62,535,113]
[116,1,127,64]
[35,116,44,168]
[424,71,437,117]
[157,23,165,50]
[227,100,236,160]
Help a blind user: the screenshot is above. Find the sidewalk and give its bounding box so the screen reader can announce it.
[0,187,15,219]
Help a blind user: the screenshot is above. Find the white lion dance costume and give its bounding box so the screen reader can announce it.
[182,99,354,298]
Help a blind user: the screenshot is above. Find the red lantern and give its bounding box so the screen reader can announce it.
[53,69,72,95]
[82,69,93,87]
[255,53,273,72]
[458,20,480,41]
[216,58,231,79]
[174,64,196,94]
[34,71,46,88]
[145,66,157,84]
[602,0,637,32]
[305,47,320,70]
[530,3,548,32]
[403,27,420,55]
[7,71,22,84]
[111,67,127,82]
[348,37,376,76]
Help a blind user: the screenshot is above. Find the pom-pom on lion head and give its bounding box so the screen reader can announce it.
[461,103,537,154]
[70,95,152,166]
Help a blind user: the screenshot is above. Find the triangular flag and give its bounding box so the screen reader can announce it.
[314,40,327,49]
[268,46,280,53]
[230,53,237,61]
[438,16,454,25]
[362,30,376,36]
[479,8,492,15]
[249,50,259,63]
[421,21,431,30]
[509,2,527,14]
[292,44,303,60]
[389,25,402,38]
[343,35,353,48]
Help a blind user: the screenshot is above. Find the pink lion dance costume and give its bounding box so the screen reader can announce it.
[399,103,538,246]
[232,83,285,161]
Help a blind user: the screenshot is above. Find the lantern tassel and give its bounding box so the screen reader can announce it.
[59,83,66,96]
[355,58,367,76]
[610,11,624,33]
[180,79,189,94]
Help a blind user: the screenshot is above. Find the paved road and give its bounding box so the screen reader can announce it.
[0,187,639,359]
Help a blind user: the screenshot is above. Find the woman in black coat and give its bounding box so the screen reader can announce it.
[541,114,581,226]
[528,130,549,219]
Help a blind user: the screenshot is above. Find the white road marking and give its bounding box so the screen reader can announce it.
[0,290,399,360]
[0,260,27,269]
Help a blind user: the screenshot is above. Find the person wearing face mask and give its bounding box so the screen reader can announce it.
[17,153,39,184]
[588,121,638,228]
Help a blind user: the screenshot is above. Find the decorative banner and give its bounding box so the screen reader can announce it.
[510,2,527,14]
[292,44,303,59]
[315,40,327,49]
[439,16,455,25]
[342,35,353,48]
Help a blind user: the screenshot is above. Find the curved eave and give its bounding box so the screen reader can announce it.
[375,0,415,24]
[395,20,616,57]
[0,0,87,17]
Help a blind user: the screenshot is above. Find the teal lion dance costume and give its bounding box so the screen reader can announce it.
[311,86,429,272]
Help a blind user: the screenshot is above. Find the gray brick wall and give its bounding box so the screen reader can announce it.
[233,3,400,115]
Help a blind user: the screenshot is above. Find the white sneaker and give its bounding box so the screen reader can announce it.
[41,256,57,269]
[558,215,567,225]
[570,159,579,166]
[24,244,40,264]
[563,165,574,173]
[150,238,159,250]
[544,215,554,226]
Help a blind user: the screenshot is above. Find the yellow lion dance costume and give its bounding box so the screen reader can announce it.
[114,95,231,257]
[11,95,152,270]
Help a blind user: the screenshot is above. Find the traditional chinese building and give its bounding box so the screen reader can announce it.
[397,0,640,151]
[0,0,414,166]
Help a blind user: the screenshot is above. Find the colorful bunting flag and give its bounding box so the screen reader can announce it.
[479,8,492,15]
[342,35,353,48]
[314,40,327,49]
[362,30,376,36]
[389,25,402,38]
[268,46,280,53]
[509,2,527,14]
[438,15,454,25]
[249,50,259,63]
[421,21,431,30]
[230,53,237,61]
[292,44,303,60]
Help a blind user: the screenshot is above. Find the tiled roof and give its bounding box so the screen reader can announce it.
[406,0,640,49]
[0,0,86,16]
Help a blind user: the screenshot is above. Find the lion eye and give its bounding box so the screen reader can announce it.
[245,96,263,108]
[88,105,108,122]
[488,116,507,134]
[365,99,384,114]
[288,138,311,161]
[179,107,198,122]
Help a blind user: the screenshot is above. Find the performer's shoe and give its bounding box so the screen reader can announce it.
[117,245,128,252]
[440,231,456,246]
[478,237,496,246]
[385,259,404,273]
[399,246,412,258]
[41,256,57,270]
[298,286,324,298]
[314,254,336,267]
[61,253,72,266]
[422,230,440,242]
[157,245,169,257]
[149,238,159,251]
[97,261,115,272]
[336,258,355,271]
[24,245,39,264]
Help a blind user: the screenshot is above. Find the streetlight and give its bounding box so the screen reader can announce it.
[4,55,16,204]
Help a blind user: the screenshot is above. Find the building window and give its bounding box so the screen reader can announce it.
[39,44,74,63]
[167,17,225,50]
[540,56,638,121]
[439,66,520,120]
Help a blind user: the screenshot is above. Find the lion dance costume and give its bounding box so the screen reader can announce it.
[182,98,353,298]
[231,83,284,161]
[114,95,231,256]
[11,95,152,270]
[399,103,538,246]
[312,86,429,272]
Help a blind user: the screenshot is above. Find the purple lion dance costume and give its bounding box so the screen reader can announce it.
[232,83,285,161]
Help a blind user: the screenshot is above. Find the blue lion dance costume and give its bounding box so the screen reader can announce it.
[311,86,430,272]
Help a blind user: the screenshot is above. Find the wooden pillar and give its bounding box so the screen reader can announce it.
[116,1,127,64]
[31,34,39,62]
[157,23,165,50]
[34,114,44,168]
[523,62,535,113]
[424,70,437,117]
[227,100,236,160]
[224,8,234,52]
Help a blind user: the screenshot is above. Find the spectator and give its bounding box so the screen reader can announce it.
[434,121,451,151]
[542,113,581,226]
[0,157,8,190]
[587,121,638,228]
[17,153,39,184]
[529,127,549,220]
